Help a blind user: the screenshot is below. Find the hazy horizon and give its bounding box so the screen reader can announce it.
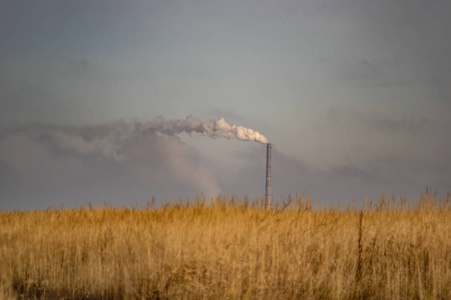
[1,1,450,211]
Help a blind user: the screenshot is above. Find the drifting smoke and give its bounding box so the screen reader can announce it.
[1,116,269,161]
[148,116,269,143]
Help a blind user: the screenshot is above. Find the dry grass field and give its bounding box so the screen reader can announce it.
[1,193,451,299]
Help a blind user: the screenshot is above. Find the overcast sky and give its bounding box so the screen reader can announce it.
[1,0,450,211]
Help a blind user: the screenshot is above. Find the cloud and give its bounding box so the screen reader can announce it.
[323,54,421,88]
[123,132,221,198]
[229,140,449,205]
[0,130,88,173]
[225,146,320,199]
[359,1,451,96]
[324,107,429,134]
[0,121,221,210]
[1,120,448,211]
[58,56,91,75]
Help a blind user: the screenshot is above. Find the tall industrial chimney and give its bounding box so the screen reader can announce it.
[265,143,272,205]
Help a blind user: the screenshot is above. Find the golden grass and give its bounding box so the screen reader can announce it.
[1,194,451,299]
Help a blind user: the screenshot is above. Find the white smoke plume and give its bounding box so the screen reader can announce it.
[1,116,269,161]
[146,116,269,143]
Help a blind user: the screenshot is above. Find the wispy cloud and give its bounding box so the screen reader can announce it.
[0,121,222,210]
[324,107,429,134]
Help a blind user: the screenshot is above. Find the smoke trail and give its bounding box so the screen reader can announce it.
[144,116,269,143]
[1,116,269,161]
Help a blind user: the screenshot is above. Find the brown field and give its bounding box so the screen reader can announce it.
[1,193,451,299]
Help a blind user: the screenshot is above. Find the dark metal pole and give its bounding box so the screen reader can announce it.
[265,143,272,205]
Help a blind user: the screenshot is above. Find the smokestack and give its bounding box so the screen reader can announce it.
[265,143,272,205]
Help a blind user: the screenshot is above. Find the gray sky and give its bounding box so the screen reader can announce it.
[1,0,450,211]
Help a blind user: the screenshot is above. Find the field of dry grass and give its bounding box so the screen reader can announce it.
[1,194,451,299]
